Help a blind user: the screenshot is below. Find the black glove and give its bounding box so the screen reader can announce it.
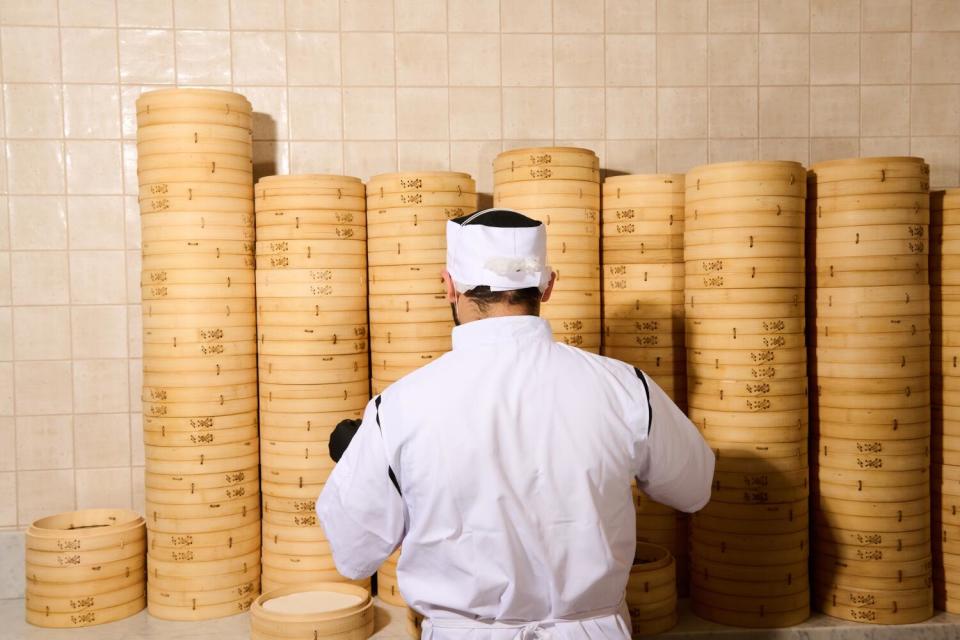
[329,418,362,462]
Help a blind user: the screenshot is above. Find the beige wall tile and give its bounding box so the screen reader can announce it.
[1,27,61,82]
[121,141,138,195]
[554,0,604,33]
[69,251,126,304]
[131,466,145,514]
[658,0,708,32]
[449,88,501,139]
[759,0,809,32]
[126,359,142,412]
[709,87,758,138]
[861,33,909,84]
[17,469,74,526]
[66,141,123,195]
[397,88,449,140]
[0,312,11,362]
[119,29,175,84]
[605,0,656,32]
[343,88,396,140]
[130,413,145,467]
[125,251,141,304]
[658,35,707,86]
[555,35,604,87]
[0,419,13,472]
[604,140,658,174]
[11,252,69,305]
[450,141,501,194]
[605,35,656,86]
[811,0,859,31]
[74,414,130,468]
[502,35,553,86]
[555,89,605,139]
[9,196,66,250]
[397,33,448,86]
[341,33,395,86]
[710,138,759,162]
[124,197,140,250]
[759,86,809,137]
[285,0,339,29]
[659,87,709,138]
[0,199,9,252]
[3,84,63,139]
[759,34,809,85]
[0,474,16,528]
[397,141,450,170]
[13,307,71,361]
[448,0,500,32]
[288,87,343,140]
[811,85,860,136]
[287,32,341,85]
[709,0,759,32]
[913,33,960,84]
[341,0,394,31]
[15,416,73,470]
[343,141,398,179]
[254,140,290,180]
[810,136,859,163]
[60,0,116,27]
[118,0,173,27]
[6,141,64,195]
[245,86,290,140]
[912,136,960,188]
[759,137,809,164]
[1,0,58,24]
[606,88,657,139]
[860,136,910,156]
[911,85,960,136]
[811,34,859,84]
[68,196,125,250]
[14,361,72,416]
[232,32,287,85]
[449,34,500,86]
[861,0,911,31]
[126,303,142,359]
[62,28,119,84]
[71,306,128,360]
[0,364,12,416]
[174,0,230,29]
[176,30,232,84]
[64,85,121,139]
[76,467,132,509]
[502,88,554,139]
[501,0,552,32]
[709,35,758,85]
[230,0,284,30]
[860,85,909,136]
[73,359,129,413]
[913,0,960,31]
[658,139,708,172]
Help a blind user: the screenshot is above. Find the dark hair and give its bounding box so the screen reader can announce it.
[463,286,542,315]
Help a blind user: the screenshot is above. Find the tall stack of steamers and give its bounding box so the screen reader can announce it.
[685,161,810,627]
[493,147,602,352]
[810,157,934,623]
[136,89,261,619]
[254,175,370,592]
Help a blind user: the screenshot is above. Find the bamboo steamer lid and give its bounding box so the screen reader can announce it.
[495,194,601,212]
[368,170,474,192]
[686,180,805,202]
[604,173,683,194]
[25,580,145,615]
[811,156,928,180]
[494,146,598,171]
[367,190,478,210]
[137,105,251,128]
[26,553,145,585]
[137,88,251,112]
[257,173,362,187]
[688,160,806,184]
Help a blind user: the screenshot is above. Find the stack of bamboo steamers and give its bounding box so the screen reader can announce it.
[809,157,933,624]
[685,161,810,627]
[137,88,261,620]
[254,174,370,592]
[601,174,688,596]
[934,189,960,611]
[366,171,479,605]
[493,147,601,352]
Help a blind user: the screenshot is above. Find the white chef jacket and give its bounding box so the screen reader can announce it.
[316,315,715,639]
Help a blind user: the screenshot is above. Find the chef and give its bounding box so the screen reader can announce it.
[316,208,715,639]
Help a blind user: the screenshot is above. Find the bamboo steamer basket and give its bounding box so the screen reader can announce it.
[137,88,251,113]
[249,582,373,640]
[368,190,477,210]
[256,195,366,213]
[138,138,251,157]
[494,147,598,172]
[257,210,365,229]
[367,171,474,193]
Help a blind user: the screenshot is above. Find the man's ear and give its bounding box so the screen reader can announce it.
[540,271,558,303]
[441,269,457,302]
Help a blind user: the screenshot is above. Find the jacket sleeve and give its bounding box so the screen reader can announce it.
[316,396,406,579]
[631,371,715,513]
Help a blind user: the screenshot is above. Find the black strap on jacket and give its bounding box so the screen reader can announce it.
[374,395,402,496]
[633,367,653,435]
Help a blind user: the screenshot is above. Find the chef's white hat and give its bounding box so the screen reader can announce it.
[446,209,551,293]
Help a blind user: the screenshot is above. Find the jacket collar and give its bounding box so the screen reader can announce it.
[451,315,553,350]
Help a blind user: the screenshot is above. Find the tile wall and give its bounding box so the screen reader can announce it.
[0,0,959,597]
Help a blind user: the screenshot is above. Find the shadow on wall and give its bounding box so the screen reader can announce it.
[253,112,278,181]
